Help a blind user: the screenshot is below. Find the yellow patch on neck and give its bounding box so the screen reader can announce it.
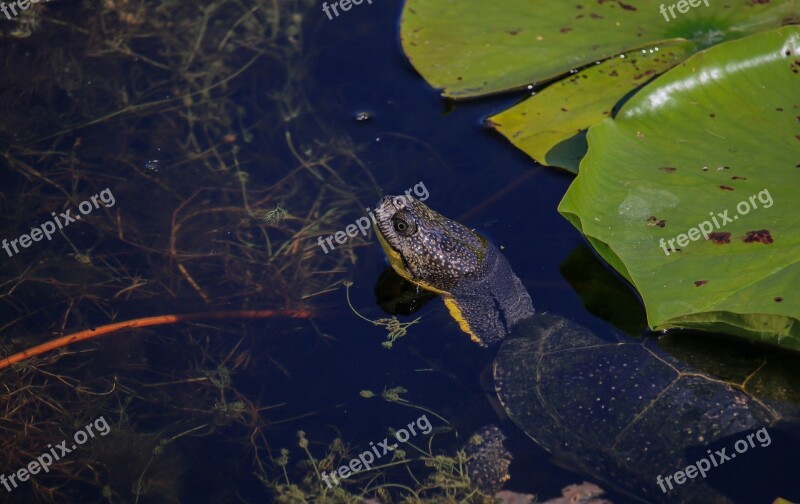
[443,298,482,344]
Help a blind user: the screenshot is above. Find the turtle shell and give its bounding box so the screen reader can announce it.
[494,313,800,503]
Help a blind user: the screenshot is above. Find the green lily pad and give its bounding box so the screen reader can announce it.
[402,0,798,169]
[558,27,800,350]
[487,41,695,170]
[401,0,797,98]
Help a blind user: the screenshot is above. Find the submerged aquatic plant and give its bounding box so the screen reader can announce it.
[259,393,498,504]
[0,0,382,500]
[344,280,422,349]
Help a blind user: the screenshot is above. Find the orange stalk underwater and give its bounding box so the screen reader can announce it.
[0,309,312,371]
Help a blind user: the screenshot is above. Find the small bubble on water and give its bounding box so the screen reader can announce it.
[354,111,372,122]
[145,160,160,173]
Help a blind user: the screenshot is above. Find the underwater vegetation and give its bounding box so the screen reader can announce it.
[0,0,397,501]
[1,0,798,503]
[0,1,550,502]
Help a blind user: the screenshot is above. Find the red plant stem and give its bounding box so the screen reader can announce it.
[0,309,312,371]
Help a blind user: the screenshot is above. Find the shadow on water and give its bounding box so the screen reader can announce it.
[0,1,797,503]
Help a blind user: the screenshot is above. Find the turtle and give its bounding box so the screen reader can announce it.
[372,194,800,504]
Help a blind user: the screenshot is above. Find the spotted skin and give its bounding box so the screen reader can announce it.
[463,425,512,494]
[373,195,534,346]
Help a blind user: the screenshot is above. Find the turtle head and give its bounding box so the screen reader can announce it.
[373,195,490,294]
[374,195,534,347]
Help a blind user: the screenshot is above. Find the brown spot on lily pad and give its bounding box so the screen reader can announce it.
[775,297,784,303]
[708,232,731,244]
[660,166,677,173]
[744,229,774,244]
[732,176,747,180]
[695,280,709,287]
[646,216,666,228]
[719,185,735,191]
[633,69,656,80]
[560,27,573,33]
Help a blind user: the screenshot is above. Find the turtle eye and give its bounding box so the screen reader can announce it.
[392,216,416,235]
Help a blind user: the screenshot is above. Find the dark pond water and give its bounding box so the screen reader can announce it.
[0,1,798,503]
